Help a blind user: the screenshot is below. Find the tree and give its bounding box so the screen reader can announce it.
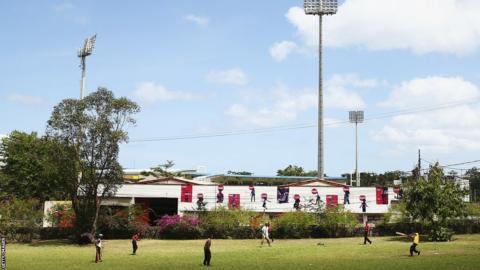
[465,167,480,202]
[402,163,468,240]
[277,165,316,177]
[0,131,77,202]
[341,171,405,187]
[46,88,139,237]
[142,160,190,178]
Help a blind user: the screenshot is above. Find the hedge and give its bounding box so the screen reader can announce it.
[38,219,480,240]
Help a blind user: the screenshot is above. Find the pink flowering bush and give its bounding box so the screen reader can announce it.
[155,214,202,239]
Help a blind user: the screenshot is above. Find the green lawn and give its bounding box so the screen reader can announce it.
[5,235,480,270]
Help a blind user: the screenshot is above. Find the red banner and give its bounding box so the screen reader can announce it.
[326,195,338,207]
[376,186,388,204]
[228,194,240,209]
[181,184,193,202]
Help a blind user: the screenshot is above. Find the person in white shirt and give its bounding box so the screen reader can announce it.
[260,223,271,247]
[95,234,103,263]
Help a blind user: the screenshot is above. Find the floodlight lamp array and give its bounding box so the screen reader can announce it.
[77,34,97,57]
[304,0,338,15]
[349,111,364,123]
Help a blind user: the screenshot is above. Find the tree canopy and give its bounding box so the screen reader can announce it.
[0,131,77,202]
[402,163,468,240]
[46,88,140,237]
[277,165,317,177]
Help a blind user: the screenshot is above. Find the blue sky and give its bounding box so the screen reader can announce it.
[1,0,480,176]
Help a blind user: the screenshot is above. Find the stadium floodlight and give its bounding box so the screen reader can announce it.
[349,111,364,187]
[77,34,97,99]
[303,0,338,180]
[304,0,338,15]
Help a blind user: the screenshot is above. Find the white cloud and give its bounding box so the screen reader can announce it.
[325,74,371,109]
[282,1,480,56]
[269,41,298,62]
[380,76,479,108]
[133,82,193,104]
[226,83,316,126]
[7,93,43,105]
[205,68,248,86]
[73,16,90,25]
[375,76,480,154]
[52,2,75,12]
[183,15,209,27]
[225,75,372,126]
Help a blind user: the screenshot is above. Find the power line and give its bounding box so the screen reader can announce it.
[129,98,480,143]
[420,158,480,171]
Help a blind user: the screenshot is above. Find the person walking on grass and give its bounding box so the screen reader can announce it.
[203,237,212,266]
[363,222,372,245]
[95,234,103,263]
[131,233,140,255]
[409,232,421,256]
[260,223,271,247]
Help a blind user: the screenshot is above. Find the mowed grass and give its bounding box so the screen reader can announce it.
[6,235,480,270]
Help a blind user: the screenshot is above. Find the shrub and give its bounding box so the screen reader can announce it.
[318,206,358,237]
[199,207,259,239]
[0,198,42,242]
[45,202,75,228]
[155,214,202,239]
[274,211,316,238]
[428,226,454,242]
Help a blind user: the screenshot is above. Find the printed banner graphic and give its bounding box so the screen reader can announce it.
[181,184,193,202]
[228,194,240,209]
[277,186,289,203]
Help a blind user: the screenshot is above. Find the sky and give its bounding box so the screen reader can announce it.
[1,0,480,176]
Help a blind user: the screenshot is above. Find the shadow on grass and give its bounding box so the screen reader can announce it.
[383,236,411,242]
[28,239,81,247]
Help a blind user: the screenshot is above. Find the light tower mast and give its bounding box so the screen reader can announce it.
[77,34,96,99]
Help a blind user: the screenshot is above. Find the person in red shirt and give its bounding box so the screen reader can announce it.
[363,222,372,245]
[131,233,140,255]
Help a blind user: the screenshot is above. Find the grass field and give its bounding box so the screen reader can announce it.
[5,235,480,270]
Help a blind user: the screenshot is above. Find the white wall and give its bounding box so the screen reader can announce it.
[112,184,396,214]
[187,185,395,214]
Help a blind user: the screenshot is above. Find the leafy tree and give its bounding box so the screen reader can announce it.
[465,167,480,202]
[46,88,139,238]
[342,171,405,187]
[0,131,77,201]
[142,160,189,178]
[402,163,468,240]
[277,165,316,177]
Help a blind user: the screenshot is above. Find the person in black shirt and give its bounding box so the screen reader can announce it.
[344,190,350,204]
[360,199,368,213]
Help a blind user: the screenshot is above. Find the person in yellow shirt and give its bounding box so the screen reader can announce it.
[409,232,421,256]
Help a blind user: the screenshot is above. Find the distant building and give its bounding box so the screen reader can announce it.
[44,171,401,227]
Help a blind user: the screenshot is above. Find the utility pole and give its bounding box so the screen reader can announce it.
[417,149,421,181]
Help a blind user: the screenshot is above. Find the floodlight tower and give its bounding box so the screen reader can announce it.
[77,34,96,99]
[304,0,338,179]
[349,111,364,187]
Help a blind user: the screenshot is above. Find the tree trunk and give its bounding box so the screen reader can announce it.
[91,196,101,236]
